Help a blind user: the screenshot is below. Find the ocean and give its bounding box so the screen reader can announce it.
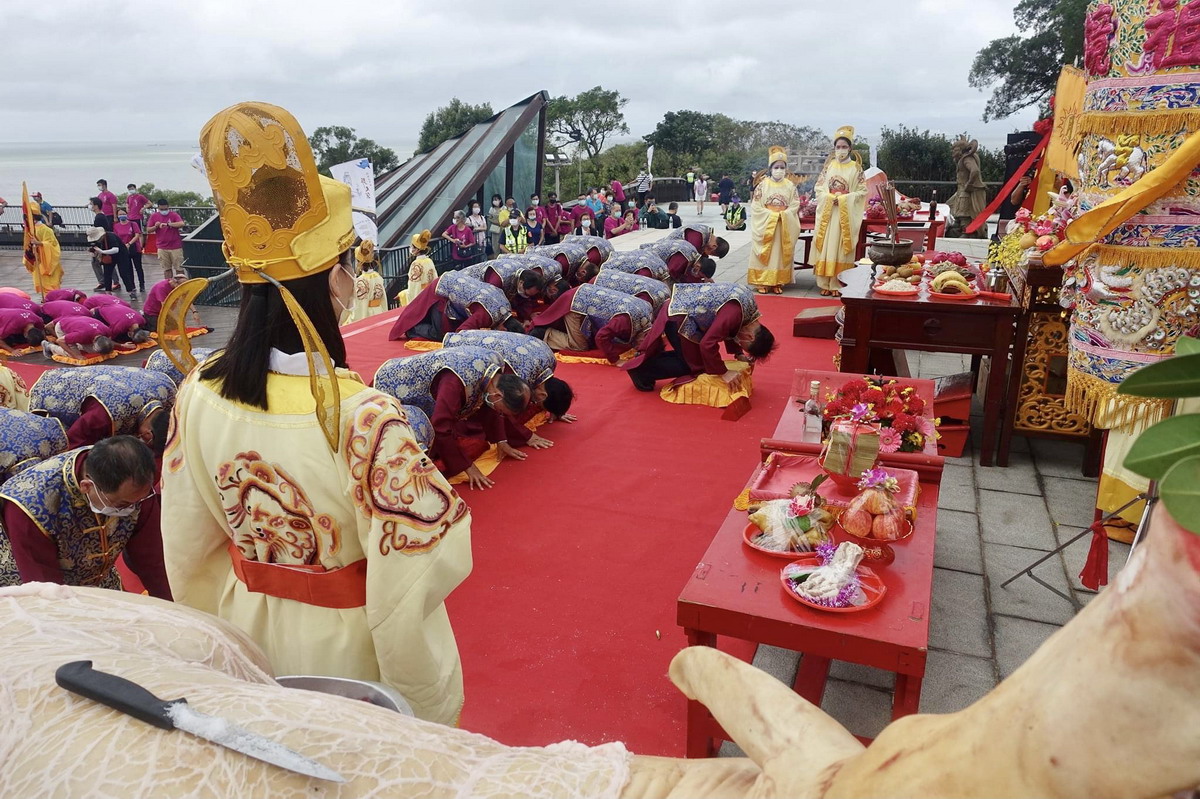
[0,141,213,208]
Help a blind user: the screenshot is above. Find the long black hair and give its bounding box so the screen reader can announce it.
[200,254,349,409]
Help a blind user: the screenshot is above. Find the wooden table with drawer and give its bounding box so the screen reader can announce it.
[836,265,1021,466]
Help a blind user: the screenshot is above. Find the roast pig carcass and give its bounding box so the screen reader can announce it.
[2,507,1198,798]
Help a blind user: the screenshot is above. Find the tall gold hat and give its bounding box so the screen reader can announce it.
[768,145,788,167]
[158,102,355,450]
[833,125,855,145]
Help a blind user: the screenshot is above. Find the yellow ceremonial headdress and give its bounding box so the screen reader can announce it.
[411,229,432,251]
[768,145,788,167]
[833,126,855,146]
[158,101,356,450]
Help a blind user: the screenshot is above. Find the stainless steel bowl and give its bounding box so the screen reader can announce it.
[866,240,914,266]
[275,675,414,715]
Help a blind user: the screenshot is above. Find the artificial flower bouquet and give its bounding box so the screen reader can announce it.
[821,376,937,454]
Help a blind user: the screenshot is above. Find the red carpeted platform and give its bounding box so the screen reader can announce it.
[342,296,840,755]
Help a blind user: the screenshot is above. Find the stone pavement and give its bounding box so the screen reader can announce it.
[611,206,1123,746]
[2,208,1122,742]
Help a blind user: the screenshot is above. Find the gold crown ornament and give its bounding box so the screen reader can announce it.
[411,229,432,251]
[768,145,788,167]
[158,101,356,450]
[833,126,855,145]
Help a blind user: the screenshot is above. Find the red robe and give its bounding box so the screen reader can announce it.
[429,372,532,477]
[531,287,636,363]
[622,301,744,375]
[387,278,495,341]
[1,452,171,599]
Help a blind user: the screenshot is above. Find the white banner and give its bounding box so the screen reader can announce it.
[330,158,378,243]
[646,145,654,176]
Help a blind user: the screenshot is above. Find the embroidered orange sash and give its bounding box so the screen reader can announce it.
[226,541,367,609]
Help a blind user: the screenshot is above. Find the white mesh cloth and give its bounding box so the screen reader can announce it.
[0,585,630,798]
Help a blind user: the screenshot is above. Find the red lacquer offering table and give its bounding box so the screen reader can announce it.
[677,372,945,757]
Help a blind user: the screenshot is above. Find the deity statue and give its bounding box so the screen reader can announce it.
[748,145,801,294]
[811,126,866,297]
[946,136,988,238]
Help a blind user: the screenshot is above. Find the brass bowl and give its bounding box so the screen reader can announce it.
[866,240,914,267]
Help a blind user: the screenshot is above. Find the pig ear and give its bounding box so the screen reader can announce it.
[669,647,863,772]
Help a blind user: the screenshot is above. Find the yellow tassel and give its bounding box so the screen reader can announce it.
[1078,109,1196,138]
[1065,369,1171,432]
[1079,243,1200,270]
[813,199,834,253]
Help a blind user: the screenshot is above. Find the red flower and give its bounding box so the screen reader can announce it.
[864,386,885,404]
[893,413,918,432]
[906,395,926,414]
[884,397,906,417]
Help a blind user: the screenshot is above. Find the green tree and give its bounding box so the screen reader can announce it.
[877,125,954,181]
[307,126,400,176]
[643,111,717,166]
[969,0,1088,121]
[417,98,495,154]
[547,86,629,161]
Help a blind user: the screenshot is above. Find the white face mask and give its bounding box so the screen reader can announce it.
[771,166,786,180]
[493,200,501,207]
[581,219,591,228]
[472,206,480,213]
[332,264,355,318]
[531,199,540,206]
[835,146,850,162]
[87,485,139,518]
[510,220,520,227]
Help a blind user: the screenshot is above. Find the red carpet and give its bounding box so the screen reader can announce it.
[343,296,839,755]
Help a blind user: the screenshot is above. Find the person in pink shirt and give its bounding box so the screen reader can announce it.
[609,179,626,206]
[125,184,150,223]
[113,207,146,293]
[603,204,637,239]
[94,303,151,344]
[41,300,93,320]
[139,275,199,331]
[442,211,478,264]
[0,309,46,353]
[44,315,115,359]
[82,294,131,310]
[43,288,87,303]
[0,294,42,315]
[146,199,187,280]
[95,179,119,225]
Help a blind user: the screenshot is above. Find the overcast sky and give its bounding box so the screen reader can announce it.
[4,1,1038,157]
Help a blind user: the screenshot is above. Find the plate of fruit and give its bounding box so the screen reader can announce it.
[929,270,978,299]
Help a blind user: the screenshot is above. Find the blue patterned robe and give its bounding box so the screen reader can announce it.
[595,266,671,308]
[527,242,589,270]
[641,238,701,267]
[669,283,760,342]
[0,409,68,484]
[562,234,614,259]
[30,366,176,435]
[400,404,434,452]
[570,285,654,343]
[483,254,562,283]
[373,346,503,419]
[0,448,138,589]
[444,330,555,385]
[144,348,217,386]
[435,273,513,327]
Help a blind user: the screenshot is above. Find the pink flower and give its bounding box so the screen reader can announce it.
[917,416,937,440]
[1015,208,1032,223]
[1034,219,1056,236]
[787,494,815,518]
[878,427,903,453]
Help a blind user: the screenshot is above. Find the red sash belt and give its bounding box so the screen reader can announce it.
[226,541,367,609]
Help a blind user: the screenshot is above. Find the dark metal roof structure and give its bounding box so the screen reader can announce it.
[375,92,547,248]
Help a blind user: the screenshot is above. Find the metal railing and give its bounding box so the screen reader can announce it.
[0,204,216,250]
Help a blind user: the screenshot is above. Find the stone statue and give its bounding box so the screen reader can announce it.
[947,135,988,238]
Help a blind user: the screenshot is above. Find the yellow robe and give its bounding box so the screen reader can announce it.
[0,365,31,410]
[811,158,866,291]
[28,222,63,295]
[160,366,473,725]
[344,270,387,324]
[748,177,800,288]
[401,254,437,306]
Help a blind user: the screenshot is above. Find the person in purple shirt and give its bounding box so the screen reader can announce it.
[0,309,46,353]
[113,208,146,293]
[140,274,201,332]
[95,179,119,225]
[44,316,115,359]
[0,294,42,315]
[44,288,87,304]
[41,300,93,321]
[146,198,187,281]
[82,294,131,310]
[442,211,478,264]
[125,184,150,223]
[94,304,151,344]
